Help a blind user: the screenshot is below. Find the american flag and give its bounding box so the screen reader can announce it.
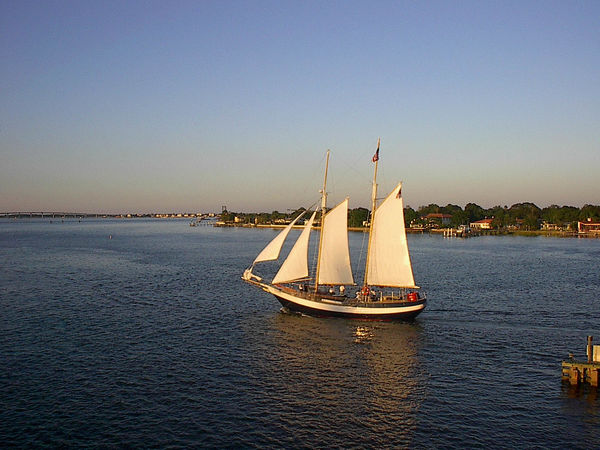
[372,139,380,162]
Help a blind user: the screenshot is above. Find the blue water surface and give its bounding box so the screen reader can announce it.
[1,219,598,448]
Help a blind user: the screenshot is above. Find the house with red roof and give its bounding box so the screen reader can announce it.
[470,218,494,230]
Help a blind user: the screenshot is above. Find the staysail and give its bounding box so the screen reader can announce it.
[366,183,417,288]
[272,211,317,284]
[317,198,354,285]
[253,211,305,264]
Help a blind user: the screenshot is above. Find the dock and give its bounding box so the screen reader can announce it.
[562,336,600,387]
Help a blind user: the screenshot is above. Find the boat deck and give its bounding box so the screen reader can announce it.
[276,285,424,307]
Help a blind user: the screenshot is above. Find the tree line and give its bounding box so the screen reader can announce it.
[222,203,600,230]
[408,203,600,230]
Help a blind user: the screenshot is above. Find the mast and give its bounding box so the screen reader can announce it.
[363,138,380,287]
[314,149,330,292]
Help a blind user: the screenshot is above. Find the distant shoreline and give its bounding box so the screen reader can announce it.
[213,222,597,238]
[2,216,597,238]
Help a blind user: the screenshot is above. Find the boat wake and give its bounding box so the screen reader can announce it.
[279,307,304,317]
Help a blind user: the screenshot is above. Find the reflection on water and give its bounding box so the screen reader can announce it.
[560,384,600,446]
[359,322,425,442]
[353,326,374,344]
[562,383,599,404]
[257,313,427,446]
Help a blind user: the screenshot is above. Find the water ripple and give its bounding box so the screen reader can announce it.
[1,221,598,447]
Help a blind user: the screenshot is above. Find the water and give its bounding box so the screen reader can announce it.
[1,219,598,448]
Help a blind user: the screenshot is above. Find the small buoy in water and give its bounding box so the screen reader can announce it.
[109,235,112,239]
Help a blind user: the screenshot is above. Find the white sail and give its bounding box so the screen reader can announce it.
[253,211,305,264]
[272,211,317,284]
[317,198,354,285]
[366,183,417,288]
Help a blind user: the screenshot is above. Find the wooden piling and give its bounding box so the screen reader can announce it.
[569,367,581,385]
[562,336,600,388]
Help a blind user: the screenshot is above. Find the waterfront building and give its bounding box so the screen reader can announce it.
[578,220,600,235]
[470,218,494,230]
[424,213,453,226]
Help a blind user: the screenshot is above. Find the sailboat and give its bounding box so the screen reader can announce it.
[242,140,426,320]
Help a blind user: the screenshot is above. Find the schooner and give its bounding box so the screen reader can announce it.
[242,141,426,320]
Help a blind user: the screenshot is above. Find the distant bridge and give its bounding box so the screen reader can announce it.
[0,212,104,219]
[0,212,216,219]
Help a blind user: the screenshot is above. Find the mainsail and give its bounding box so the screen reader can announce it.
[317,198,354,285]
[272,211,317,284]
[253,211,305,264]
[366,183,417,288]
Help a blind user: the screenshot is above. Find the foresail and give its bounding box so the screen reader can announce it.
[317,198,354,285]
[366,183,417,288]
[272,211,316,284]
[253,211,305,264]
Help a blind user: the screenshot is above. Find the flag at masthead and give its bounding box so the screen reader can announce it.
[372,138,380,162]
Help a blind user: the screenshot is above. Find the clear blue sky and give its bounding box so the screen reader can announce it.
[1,0,598,213]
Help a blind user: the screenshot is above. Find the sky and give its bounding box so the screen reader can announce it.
[1,0,598,214]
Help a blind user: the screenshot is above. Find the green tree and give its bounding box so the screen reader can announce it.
[270,210,285,222]
[220,210,235,222]
[417,204,441,217]
[290,207,307,219]
[441,204,467,227]
[579,204,600,222]
[507,202,541,229]
[486,205,509,227]
[256,212,271,224]
[523,215,540,230]
[558,206,580,224]
[464,203,485,222]
[348,207,369,228]
[404,206,418,227]
[541,205,562,225]
[491,217,504,229]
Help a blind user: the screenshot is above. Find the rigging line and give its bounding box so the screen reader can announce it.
[294,150,330,202]
[310,230,319,282]
[326,153,368,209]
[340,169,372,206]
[356,227,368,282]
[308,209,322,283]
[337,145,370,179]
[303,199,320,214]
